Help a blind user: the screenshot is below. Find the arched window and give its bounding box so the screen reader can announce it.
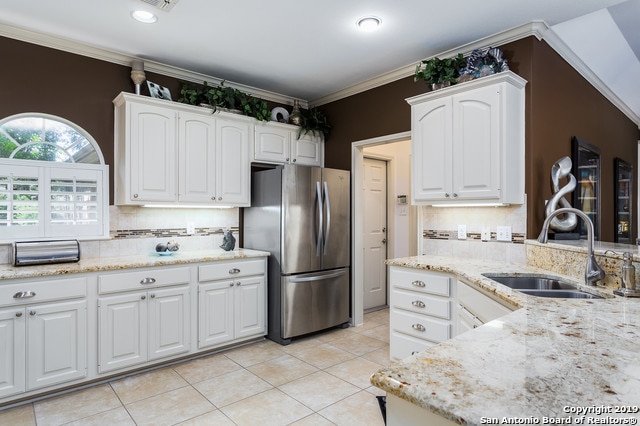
[0,113,109,242]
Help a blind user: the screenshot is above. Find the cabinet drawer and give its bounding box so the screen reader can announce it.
[391,288,451,320]
[458,280,514,324]
[98,267,191,294]
[390,267,451,297]
[390,330,437,360]
[199,259,265,282]
[0,277,87,307]
[391,309,451,344]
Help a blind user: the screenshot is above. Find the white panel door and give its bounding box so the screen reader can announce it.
[217,119,251,205]
[179,112,216,203]
[0,308,25,398]
[234,276,265,339]
[363,157,388,310]
[98,292,147,373]
[198,281,234,348]
[148,286,190,361]
[254,126,290,163]
[291,133,323,166]
[27,300,87,390]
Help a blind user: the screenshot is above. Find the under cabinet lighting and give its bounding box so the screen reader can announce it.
[131,10,157,23]
[142,204,234,209]
[431,203,510,208]
[356,16,381,32]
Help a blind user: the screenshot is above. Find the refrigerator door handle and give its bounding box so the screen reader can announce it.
[323,181,331,255]
[287,269,347,283]
[315,181,323,256]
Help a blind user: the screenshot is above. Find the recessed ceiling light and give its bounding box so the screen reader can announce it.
[356,16,381,32]
[131,10,157,23]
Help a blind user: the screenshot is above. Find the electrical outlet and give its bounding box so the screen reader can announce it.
[186,222,195,235]
[496,225,512,242]
[481,226,491,242]
[457,224,467,240]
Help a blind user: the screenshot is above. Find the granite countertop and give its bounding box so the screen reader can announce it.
[371,255,640,424]
[0,248,270,281]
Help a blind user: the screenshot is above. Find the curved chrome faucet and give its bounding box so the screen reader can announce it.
[537,207,605,286]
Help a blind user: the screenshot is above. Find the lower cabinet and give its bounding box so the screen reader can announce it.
[198,260,266,349]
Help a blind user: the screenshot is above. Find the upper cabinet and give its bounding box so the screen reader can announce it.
[254,122,324,167]
[407,71,526,206]
[114,93,252,207]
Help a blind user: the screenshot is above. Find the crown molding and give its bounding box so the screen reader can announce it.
[0,22,304,108]
[311,21,549,106]
[542,28,640,127]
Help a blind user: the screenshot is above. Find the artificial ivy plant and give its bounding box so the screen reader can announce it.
[414,53,466,86]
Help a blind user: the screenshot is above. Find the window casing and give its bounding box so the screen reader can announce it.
[0,114,109,242]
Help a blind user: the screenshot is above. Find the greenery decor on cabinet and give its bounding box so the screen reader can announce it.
[414,53,466,88]
[299,107,330,139]
[178,81,269,121]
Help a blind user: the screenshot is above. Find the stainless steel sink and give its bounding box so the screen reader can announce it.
[482,274,603,299]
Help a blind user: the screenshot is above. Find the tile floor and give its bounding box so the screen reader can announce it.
[0,309,389,426]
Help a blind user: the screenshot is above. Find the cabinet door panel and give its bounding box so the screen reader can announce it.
[291,133,323,166]
[180,113,216,203]
[254,126,290,163]
[217,120,250,205]
[148,287,190,361]
[412,98,452,201]
[129,103,177,202]
[27,300,87,390]
[198,281,234,348]
[99,293,147,373]
[235,276,265,339]
[0,309,25,398]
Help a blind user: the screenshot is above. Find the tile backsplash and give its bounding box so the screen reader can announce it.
[0,206,241,265]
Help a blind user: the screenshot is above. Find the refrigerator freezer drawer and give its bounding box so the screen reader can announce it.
[281,268,349,339]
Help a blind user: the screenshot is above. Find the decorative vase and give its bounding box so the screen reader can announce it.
[290,100,302,125]
[431,81,451,91]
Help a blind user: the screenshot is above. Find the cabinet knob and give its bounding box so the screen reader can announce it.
[211,196,216,201]
[445,193,450,198]
[453,193,458,198]
[140,277,156,285]
[13,291,36,299]
[412,300,426,308]
[133,194,139,198]
[411,280,426,288]
[292,158,296,163]
[141,295,146,300]
[29,310,36,316]
[235,282,240,286]
[218,197,222,201]
[411,323,426,332]
[15,312,23,318]
[150,294,156,299]
[229,268,241,275]
[285,158,290,162]
[229,282,234,287]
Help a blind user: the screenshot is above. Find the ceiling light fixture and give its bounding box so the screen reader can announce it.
[131,10,157,23]
[356,16,381,32]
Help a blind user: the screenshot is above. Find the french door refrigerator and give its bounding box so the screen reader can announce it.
[244,164,350,345]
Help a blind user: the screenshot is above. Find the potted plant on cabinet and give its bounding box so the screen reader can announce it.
[414,53,466,89]
[298,107,330,139]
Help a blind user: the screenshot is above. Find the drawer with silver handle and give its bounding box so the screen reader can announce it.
[390,267,451,297]
[391,309,451,344]
[391,288,451,319]
[98,267,190,294]
[198,259,265,282]
[0,276,87,307]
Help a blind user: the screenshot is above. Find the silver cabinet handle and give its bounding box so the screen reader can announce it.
[141,295,146,300]
[411,280,425,288]
[412,300,425,308]
[445,193,450,198]
[150,294,156,298]
[16,312,23,318]
[140,277,156,285]
[229,282,234,287]
[453,193,458,198]
[13,291,36,299]
[412,323,426,332]
[229,268,241,274]
[218,197,222,201]
[235,282,240,286]
[29,310,36,316]
[133,194,139,198]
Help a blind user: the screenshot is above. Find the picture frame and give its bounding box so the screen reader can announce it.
[147,81,172,101]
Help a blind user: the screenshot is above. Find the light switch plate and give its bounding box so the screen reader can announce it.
[496,226,512,242]
[457,224,467,240]
[481,227,491,242]
[186,222,195,235]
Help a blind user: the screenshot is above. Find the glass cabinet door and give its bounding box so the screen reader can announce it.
[614,158,633,244]
[572,136,600,240]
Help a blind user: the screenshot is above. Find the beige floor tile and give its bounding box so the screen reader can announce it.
[328,333,386,356]
[193,368,272,408]
[360,324,390,343]
[365,385,386,397]
[247,354,318,386]
[289,413,337,425]
[66,406,135,426]
[317,390,385,426]
[175,409,235,425]
[173,353,242,384]
[325,357,384,389]
[223,340,287,367]
[126,386,214,426]
[33,384,122,426]
[313,327,356,344]
[110,367,189,404]
[291,343,356,369]
[360,346,390,366]
[0,403,36,426]
[221,388,313,425]
[279,371,359,412]
[280,336,325,355]
[350,320,385,334]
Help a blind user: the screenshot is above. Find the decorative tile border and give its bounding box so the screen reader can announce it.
[111,227,239,239]
[424,229,526,244]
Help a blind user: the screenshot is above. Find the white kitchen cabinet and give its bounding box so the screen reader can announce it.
[114,92,251,207]
[389,266,453,360]
[407,71,526,205]
[0,277,87,399]
[254,123,324,166]
[98,267,191,373]
[198,259,266,349]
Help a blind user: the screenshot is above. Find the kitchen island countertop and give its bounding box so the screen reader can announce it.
[371,255,640,424]
[0,248,270,281]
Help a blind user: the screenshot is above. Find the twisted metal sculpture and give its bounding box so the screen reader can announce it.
[545,156,578,232]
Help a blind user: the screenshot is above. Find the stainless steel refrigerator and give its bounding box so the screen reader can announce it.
[243,164,350,345]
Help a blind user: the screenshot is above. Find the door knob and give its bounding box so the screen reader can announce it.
[381,238,386,244]
[382,227,386,233]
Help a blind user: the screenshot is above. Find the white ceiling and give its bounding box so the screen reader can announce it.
[0,0,638,123]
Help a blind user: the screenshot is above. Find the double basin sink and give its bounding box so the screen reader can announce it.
[482,274,604,299]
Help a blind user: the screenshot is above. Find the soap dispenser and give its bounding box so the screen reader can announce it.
[614,252,640,297]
